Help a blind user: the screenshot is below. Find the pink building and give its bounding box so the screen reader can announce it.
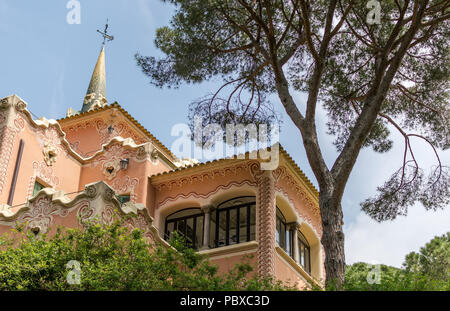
[0,44,324,289]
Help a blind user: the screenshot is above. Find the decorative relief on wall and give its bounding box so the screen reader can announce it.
[101,205,115,224]
[0,102,25,195]
[275,187,323,237]
[111,176,139,202]
[69,141,80,153]
[0,126,18,195]
[27,161,60,199]
[43,142,58,166]
[84,93,108,110]
[63,117,147,151]
[256,170,276,278]
[35,126,69,164]
[272,166,320,217]
[90,142,136,180]
[14,196,87,234]
[123,212,155,242]
[155,161,258,193]
[156,180,257,208]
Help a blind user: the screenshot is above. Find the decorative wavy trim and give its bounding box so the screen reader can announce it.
[156,180,257,208]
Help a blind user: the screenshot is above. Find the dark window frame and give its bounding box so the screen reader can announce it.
[214,196,256,248]
[276,207,289,253]
[298,231,311,275]
[116,194,131,206]
[164,208,204,249]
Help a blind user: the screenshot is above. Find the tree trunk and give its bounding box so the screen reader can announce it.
[319,190,346,288]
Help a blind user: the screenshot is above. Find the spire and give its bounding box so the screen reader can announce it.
[80,45,107,113]
[79,20,114,113]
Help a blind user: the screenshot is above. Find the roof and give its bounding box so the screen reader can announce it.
[57,102,176,161]
[150,145,319,199]
[58,104,319,199]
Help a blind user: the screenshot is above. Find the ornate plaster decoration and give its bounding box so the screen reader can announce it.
[174,158,200,168]
[43,142,58,166]
[256,170,276,279]
[17,196,83,234]
[272,166,320,217]
[70,116,147,146]
[275,187,322,237]
[103,158,121,180]
[65,107,79,118]
[27,161,60,199]
[0,95,87,171]
[156,180,257,208]
[111,175,139,202]
[0,187,85,234]
[86,138,157,179]
[0,181,160,242]
[154,160,258,192]
[0,96,26,195]
[84,93,108,111]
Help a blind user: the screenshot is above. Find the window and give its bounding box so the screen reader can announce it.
[117,194,130,206]
[276,207,291,255]
[298,232,311,274]
[213,197,256,248]
[165,208,204,249]
[33,181,45,197]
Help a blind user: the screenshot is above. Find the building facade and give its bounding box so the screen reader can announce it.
[0,45,325,289]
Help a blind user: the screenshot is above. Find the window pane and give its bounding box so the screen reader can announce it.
[299,231,309,247]
[218,197,255,209]
[196,216,204,249]
[229,208,237,245]
[210,211,217,247]
[280,223,286,250]
[305,246,311,274]
[166,222,174,240]
[276,217,281,245]
[176,219,186,239]
[218,211,227,247]
[239,207,247,242]
[286,230,291,256]
[167,208,202,220]
[249,205,256,241]
[117,195,130,206]
[33,181,45,196]
[213,197,256,248]
[186,218,194,245]
[299,239,305,267]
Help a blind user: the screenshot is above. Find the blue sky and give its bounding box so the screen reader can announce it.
[1,0,448,267]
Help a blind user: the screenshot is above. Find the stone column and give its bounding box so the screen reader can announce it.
[201,204,214,250]
[289,222,301,264]
[256,170,276,278]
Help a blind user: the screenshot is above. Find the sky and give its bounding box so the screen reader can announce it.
[0,0,448,268]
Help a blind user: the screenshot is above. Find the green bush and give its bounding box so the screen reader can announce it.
[328,262,449,291]
[328,233,450,291]
[0,220,294,291]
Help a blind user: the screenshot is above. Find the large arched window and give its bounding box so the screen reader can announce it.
[298,231,311,274]
[276,207,292,256]
[165,208,204,249]
[212,196,256,248]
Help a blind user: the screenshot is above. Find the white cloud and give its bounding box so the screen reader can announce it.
[344,205,450,268]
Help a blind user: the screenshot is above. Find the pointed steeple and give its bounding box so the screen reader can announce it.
[81,45,108,113]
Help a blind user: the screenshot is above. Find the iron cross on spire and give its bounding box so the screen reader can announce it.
[97,19,114,45]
